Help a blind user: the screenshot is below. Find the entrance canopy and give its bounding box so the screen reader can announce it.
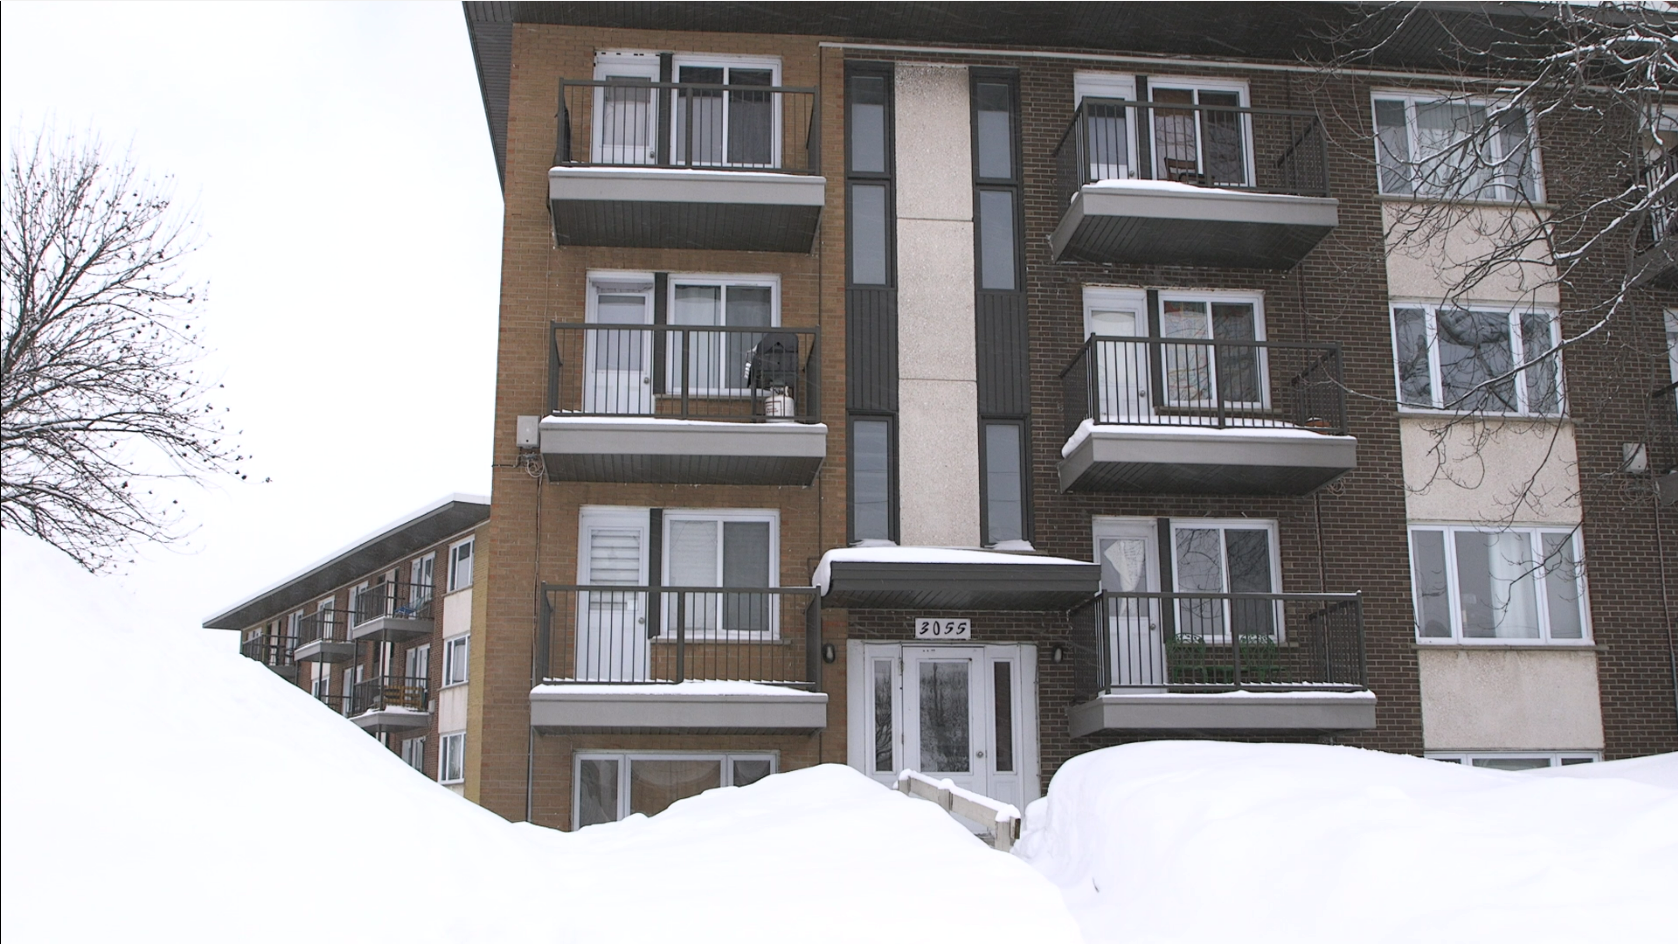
[814,546,1099,611]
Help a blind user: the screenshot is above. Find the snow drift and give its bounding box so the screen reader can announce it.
[0,531,1078,944]
[1014,740,1677,944]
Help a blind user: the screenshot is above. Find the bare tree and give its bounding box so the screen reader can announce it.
[2,130,245,570]
[1313,2,1677,519]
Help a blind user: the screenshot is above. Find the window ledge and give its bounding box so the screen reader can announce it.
[1413,641,1599,651]
[439,681,468,691]
[1377,194,1554,212]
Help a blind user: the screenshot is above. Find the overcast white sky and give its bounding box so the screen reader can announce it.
[2,2,502,636]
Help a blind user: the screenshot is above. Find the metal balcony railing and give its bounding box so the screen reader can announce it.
[1060,336,1347,439]
[547,322,821,422]
[1070,591,1367,697]
[350,675,429,715]
[312,690,349,715]
[1054,97,1329,206]
[1639,146,1677,251]
[556,78,820,175]
[296,608,348,645]
[350,581,435,626]
[537,585,821,688]
[240,633,297,668]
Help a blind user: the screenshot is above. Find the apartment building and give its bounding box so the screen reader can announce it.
[207,496,489,791]
[214,3,1674,826]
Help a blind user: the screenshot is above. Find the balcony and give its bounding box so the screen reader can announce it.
[349,675,430,734]
[1631,146,1676,289]
[1067,591,1375,734]
[240,633,298,681]
[529,585,827,733]
[1654,381,1678,505]
[292,609,357,663]
[542,323,826,485]
[347,581,434,644]
[549,78,824,253]
[1050,98,1338,269]
[1058,336,1357,494]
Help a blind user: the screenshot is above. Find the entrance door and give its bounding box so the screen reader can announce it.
[585,280,653,415]
[1094,519,1164,688]
[853,644,1036,811]
[578,513,650,681]
[1084,287,1150,424]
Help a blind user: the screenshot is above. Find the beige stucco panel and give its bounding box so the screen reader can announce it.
[898,379,981,547]
[442,585,472,637]
[438,685,469,733]
[897,218,978,383]
[1382,203,1560,306]
[893,63,972,222]
[1401,417,1580,524]
[1418,647,1604,750]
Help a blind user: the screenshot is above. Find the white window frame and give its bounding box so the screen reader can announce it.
[572,751,777,827]
[438,732,465,785]
[347,581,370,627]
[669,54,783,169]
[1146,76,1254,187]
[405,643,430,685]
[1390,301,1564,417]
[410,553,436,605]
[1408,524,1592,645]
[442,634,470,688]
[591,51,661,165]
[1168,518,1283,643]
[1156,289,1269,411]
[448,537,474,592]
[1427,751,1600,769]
[1371,90,1545,203]
[1073,72,1139,182]
[661,508,780,639]
[665,273,782,398]
[400,736,427,773]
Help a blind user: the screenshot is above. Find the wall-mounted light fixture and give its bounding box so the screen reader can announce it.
[1051,645,1064,663]
[822,643,837,664]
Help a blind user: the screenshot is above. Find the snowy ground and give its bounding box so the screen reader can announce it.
[3,529,1673,943]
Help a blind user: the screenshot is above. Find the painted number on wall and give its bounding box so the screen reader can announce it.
[915,618,972,640]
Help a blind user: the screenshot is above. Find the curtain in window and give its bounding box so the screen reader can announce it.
[1455,531,1539,638]
[1437,308,1517,411]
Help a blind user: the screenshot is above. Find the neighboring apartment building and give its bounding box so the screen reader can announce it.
[217,3,1674,825]
[206,496,489,792]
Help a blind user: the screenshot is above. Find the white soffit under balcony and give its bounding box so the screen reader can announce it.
[1058,423,1357,495]
[548,166,827,206]
[350,708,432,734]
[1068,690,1377,736]
[529,681,828,733]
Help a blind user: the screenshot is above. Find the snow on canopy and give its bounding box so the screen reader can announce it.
[1014,740,1676,944]
[0,531,1078,944]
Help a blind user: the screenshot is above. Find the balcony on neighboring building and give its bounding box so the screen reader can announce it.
[1067,591,1375,735]
[549,78,824,253]
[240,632,298,681]
[1631,146,1676,288]
[1058,336,1357,494]
[349,675,431,733]
[292,608,357,663]
[541,323,826,485]
[529,585,827,734]
[1654,381,1678,505]
[1050,98,1338,269]
[347,581,435,644]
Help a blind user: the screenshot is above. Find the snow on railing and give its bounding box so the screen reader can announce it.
[896,770,1022,853]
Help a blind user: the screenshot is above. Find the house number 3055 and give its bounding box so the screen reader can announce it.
[915,618,972,639]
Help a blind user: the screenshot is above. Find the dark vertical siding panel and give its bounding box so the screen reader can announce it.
[976,292,1029,416]
[847,287,898,412]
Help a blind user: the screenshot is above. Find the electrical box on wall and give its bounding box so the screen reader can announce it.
[516,415,539,449]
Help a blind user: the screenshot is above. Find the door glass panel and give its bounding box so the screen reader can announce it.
[724,285,773,392]
[1198,90,1246,186]
[598,77,654,164]
[1086,99,1130,180]
[1224,529,1275,637]
[992,662,1014,773]
[1174,528,1226,639]
[1153,88,1198,180]
[675,66,725,165]
[668,520,719,633]
[1161,300,1212,404]
[629,758,722,817]
[721,521,771,632]
[577,759,620,826]
[726,68,774,166]
[918,661,971,773]
[1211,302,1260,404]
[873,658,894,773]
[672,284,722,394]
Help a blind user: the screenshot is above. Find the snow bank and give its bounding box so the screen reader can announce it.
[1015,740,1677,944]
[813,544,1092,594]
[0,531,1079,944]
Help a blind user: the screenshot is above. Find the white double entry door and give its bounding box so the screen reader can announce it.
[848,643,1039,812]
